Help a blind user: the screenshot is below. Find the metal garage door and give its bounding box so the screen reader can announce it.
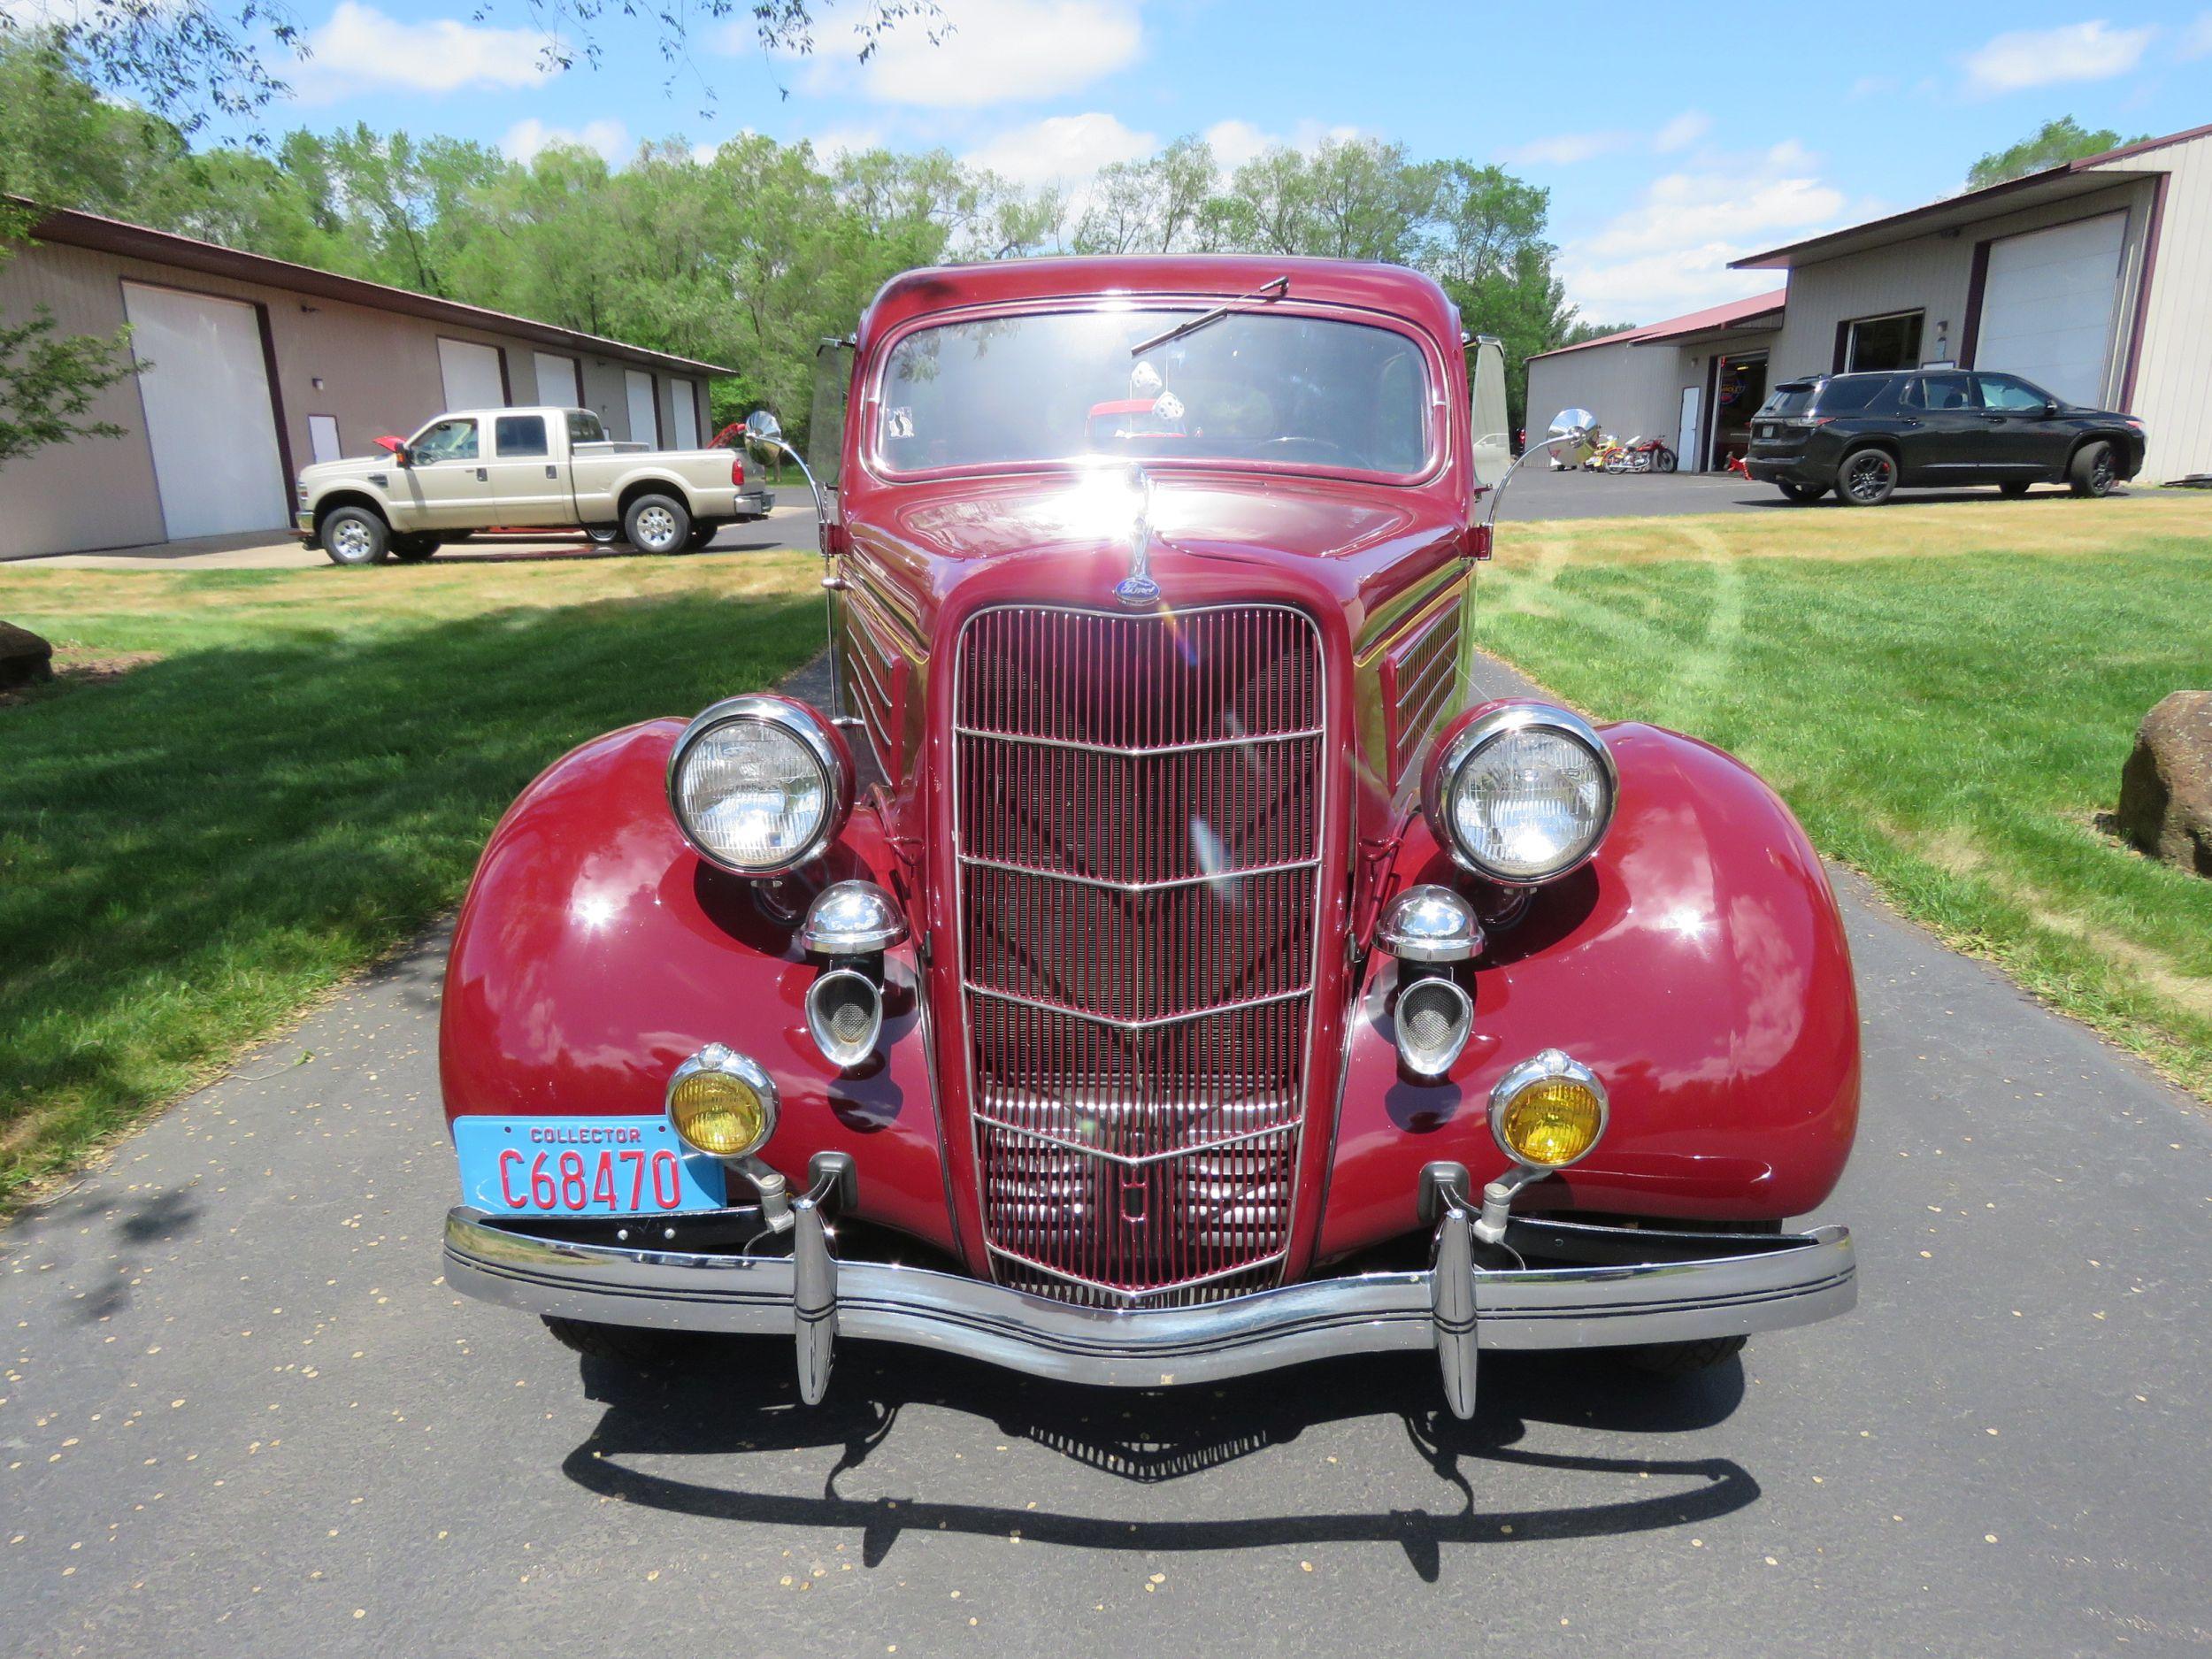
[1975,211,2127,406]
[438,338,506,410]
[625,369,659,445]
[533,350,580,406]
[670,380,699,449]
[121,283,288,540]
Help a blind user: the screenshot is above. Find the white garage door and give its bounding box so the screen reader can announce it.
[533,350,580,406]
[625,369,659,445]
[670,380,700,449]
[438,338,507,410]
[1975,211,2127,406]
[121,283,288,540]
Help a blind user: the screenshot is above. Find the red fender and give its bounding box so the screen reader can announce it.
[438,720,957,1256]
[1315,721,1860,1260]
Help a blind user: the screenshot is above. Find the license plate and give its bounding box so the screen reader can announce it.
[453,1117,727,1216]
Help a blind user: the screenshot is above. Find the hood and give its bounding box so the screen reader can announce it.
[852,471,1469,638]
[300,454,398,485]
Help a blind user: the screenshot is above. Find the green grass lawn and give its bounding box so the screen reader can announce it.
[1481,493,2212,1098]
[0,553,825,1208]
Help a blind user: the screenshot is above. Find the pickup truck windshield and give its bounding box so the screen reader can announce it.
[875,309,1432,476]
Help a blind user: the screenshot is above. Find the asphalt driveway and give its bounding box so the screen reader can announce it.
[1493,458,2164,520]
[5,657,2211,1657]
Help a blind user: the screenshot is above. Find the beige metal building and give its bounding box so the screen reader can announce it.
[0,204,734,559]
[1531,121,2212,482]
[1732,122,2212,484]
[1525,291,1786,472]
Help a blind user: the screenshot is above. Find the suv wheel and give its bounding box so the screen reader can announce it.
[624,493,691,555]
[322,506,390,565]
[1778,480,1828,504]
[2069,441,2116,498]
[1839,448,1897,507]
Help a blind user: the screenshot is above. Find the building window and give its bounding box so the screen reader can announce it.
[1845,311,1924,373]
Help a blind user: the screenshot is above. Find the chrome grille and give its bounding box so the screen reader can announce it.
[953,604,1325,1305]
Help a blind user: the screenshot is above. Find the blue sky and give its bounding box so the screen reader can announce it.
[224,0,2212,323]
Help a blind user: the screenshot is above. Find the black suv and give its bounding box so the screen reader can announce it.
[1744,369,2146,506]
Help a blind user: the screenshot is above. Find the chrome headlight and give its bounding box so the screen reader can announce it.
[1424,703,1617,885]
[667,695,851,874]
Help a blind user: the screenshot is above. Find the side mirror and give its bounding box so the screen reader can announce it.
[1548,408,1600,446]
[2046,400,2062,417]
[374,434,411,467]
[1473,405,1604,546]
[1469,335,1510,491]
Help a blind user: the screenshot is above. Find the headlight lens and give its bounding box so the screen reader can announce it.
[668,695,849,874]
[1490,1048,1607,1169]
[666,1045,778,1158]
[1427,704,1616,883]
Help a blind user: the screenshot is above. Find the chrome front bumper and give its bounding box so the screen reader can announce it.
[446,1200,1854,1418]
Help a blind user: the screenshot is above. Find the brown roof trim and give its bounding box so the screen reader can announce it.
[1731,121,2211,272]
[15,200,737,377]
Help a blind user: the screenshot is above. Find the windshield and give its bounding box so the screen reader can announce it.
[874,309,1434,477]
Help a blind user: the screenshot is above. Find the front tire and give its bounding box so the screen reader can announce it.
[1777,480,1828,503]
[624,493,691,555]
[1655,445,1678,473]
[321,506,389,566]
[584,526,621,546]
[2069,440,2116,498]
[1838,447,1897,506]
[1616,1334,1747,1376]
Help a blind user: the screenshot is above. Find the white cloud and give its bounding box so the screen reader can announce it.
[1503,131,1619,167]
[1200,117,1363,171]
[2182,10,2212,57]
[503,117,630,165]
[963,111,1154,187]
[756,0,1142,108]
[1962,20,2154,95]
[1504,111,1711,167]
[1653,111,1711,153]
[285,2,557,101]
[801,126,887,165]
[1557,141,1861,320]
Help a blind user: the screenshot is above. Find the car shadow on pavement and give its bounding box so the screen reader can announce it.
[558,1340,1755,1579]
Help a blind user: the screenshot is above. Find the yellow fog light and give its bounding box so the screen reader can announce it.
[666,1045,778,1158]
[1490,1049,1607,1170]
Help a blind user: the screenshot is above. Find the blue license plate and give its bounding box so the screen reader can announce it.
[454,1117,727,1216]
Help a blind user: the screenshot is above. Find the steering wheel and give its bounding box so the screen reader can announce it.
[1258,434,1366,466]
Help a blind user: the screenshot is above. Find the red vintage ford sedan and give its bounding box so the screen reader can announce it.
[441,256,1858,1418]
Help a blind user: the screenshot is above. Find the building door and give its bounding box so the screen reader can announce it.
[533,350,581,406]
[625,370,659,445]
[438,338,506,410]
[1677,385,1702,473]
[670,380,700,449]
[1973,211,2127,406]
[121,283,288,540]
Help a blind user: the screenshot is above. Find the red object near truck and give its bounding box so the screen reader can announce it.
[440,256,1858,1418]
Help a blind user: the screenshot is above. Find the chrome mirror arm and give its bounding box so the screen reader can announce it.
[1479,431,1587,536]
[756,434,856,728]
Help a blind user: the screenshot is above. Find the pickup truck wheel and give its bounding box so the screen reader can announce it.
[389,534,441,563]
[1999,480,2032,498]
[1777,480,1827,503]
[624,494,691,555]
[2069,440,2117,497]
[322,506,389,566]
[584,526,620,545]
[1838,447,1897,506]
[541,1316,695,1369]
[683,524,718,551]
[1615,1334,1747,1377]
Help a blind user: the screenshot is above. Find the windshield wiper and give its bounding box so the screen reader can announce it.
[1129,275,1291,357]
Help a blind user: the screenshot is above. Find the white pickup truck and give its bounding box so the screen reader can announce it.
[294,405,773,565]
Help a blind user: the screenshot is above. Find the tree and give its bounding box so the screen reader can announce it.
[1968,117,2146,188]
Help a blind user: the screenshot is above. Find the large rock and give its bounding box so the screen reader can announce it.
[0,620,54,690]
[2116,691,2212,876]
